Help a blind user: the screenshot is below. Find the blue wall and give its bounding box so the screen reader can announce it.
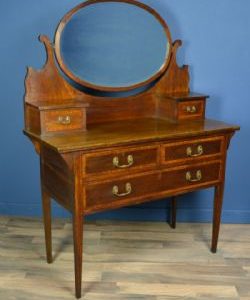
[0,0,249,223]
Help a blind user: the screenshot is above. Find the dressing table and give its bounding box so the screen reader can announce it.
[23,0,240,298]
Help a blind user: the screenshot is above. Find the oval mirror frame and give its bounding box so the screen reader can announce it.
[54,0,172,92]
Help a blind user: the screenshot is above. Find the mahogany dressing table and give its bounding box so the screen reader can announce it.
[23,0,240,298]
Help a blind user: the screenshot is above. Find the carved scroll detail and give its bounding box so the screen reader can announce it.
[24,35,83,104]
[24,36,191,125]
[153,40,190,94]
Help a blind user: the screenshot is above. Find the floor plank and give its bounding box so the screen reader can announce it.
[0,216,249,299]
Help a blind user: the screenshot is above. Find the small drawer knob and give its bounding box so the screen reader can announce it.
[186,145,203,157]
[58,115,71,125]
[186,170,202,182]
[113,155,134,168]
[112,182,132,197]
[186,106,197,113]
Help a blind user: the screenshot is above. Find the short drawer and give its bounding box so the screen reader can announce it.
[178,100,205,120]
[42,108,86,133]
[163,137,223,165]
[85,172,161,209]
[84,146,158,176]
[161,161,221,192]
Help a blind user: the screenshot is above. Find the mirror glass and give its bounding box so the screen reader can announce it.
[56,1,171,91]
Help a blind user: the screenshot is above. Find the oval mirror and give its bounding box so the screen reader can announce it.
[54,0,172,92]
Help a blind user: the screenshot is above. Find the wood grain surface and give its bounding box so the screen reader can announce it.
[24,118,239,153]
[0,216,249,299]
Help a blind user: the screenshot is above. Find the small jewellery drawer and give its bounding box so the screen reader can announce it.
[42,108,86,133]
[84,146,158,176]
[161,161,221,192]
[163,137,223,165]
[85,173,160,208]
[178,100,205,120]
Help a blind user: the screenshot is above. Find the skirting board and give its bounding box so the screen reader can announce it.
[1,203,250,224]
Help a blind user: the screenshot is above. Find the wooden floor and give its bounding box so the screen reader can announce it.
[0,216,250,300]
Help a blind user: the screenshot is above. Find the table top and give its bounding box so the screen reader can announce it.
[24,118,239,153]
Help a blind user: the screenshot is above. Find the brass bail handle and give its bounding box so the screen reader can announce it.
[186,170,202,182]
[186,105,197,113]
[58,115,71,125]
[186,145,203,157]
[113,155,134,168]
[112,182,132,197]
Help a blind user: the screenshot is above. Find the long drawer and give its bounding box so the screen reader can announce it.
[84,161,222,211]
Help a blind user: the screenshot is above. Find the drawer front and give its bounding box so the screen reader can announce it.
[178,100,205,120]
[85,161,221,210]
[85,173,161,209]
[85,146,158,176]
[42,109,85,133]
[161,161,221,192]
[163,137,223,165]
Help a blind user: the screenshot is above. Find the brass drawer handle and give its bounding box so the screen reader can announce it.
[112,182,132,197]
[186,145,203,157]
[113,155,134,168]
[58,115,71,125]
[186,170,202,182]
[186,106,197,113]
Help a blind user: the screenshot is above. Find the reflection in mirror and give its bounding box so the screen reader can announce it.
[56,1,171,91]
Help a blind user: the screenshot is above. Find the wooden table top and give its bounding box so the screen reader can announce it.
[24,118,239,153]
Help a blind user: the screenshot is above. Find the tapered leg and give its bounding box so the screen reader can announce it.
[73,211,84,299]
[42,188,52,263]
[168,196,177,229]
[211,183,225,253]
